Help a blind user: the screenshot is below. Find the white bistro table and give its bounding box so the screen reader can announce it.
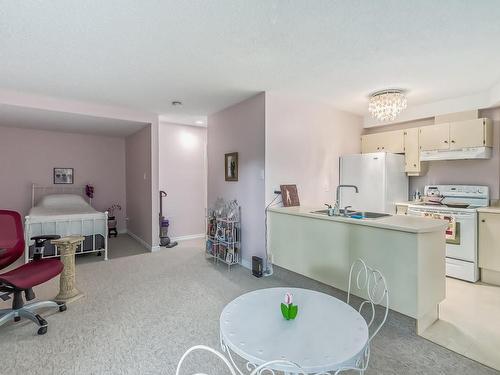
[220,287,369,374]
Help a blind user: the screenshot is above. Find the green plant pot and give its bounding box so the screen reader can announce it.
[281,303,298,320]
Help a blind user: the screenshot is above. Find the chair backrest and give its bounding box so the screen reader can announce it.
[175,345,237,375]
[0,210,25,270]
[347,259,389,343]
[175,346,306,375]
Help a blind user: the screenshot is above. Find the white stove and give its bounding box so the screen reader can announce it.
[407,185,489,282]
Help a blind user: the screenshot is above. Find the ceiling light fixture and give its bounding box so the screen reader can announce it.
[171,101,183,106]
[368,89,407,122]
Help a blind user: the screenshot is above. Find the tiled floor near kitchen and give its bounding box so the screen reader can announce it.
[422,277,500,371]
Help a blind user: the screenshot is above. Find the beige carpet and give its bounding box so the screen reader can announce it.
[0,239,497,374]
[421,277,500,371]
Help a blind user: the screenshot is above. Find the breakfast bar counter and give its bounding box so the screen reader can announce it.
[268,206,448,334]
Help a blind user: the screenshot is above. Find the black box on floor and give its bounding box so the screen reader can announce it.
[252,256,263,278]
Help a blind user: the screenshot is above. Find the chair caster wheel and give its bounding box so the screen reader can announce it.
[37,326,47,335]
[59,304,67,312]
[14,316,21,322]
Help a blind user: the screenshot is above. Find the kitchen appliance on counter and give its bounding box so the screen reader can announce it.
[407,185,489,282]
[339,152,408,214]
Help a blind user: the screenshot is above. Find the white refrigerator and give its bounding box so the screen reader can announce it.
[339,152,409,214]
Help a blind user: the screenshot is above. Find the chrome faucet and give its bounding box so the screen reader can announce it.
[334,185,359,216]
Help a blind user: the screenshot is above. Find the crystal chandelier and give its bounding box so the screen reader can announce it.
[368,89,407,122]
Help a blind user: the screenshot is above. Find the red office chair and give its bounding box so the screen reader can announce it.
[0,210,66,335]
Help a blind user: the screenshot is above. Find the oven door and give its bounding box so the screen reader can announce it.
[407,207,477,261]
[445,211,476,261]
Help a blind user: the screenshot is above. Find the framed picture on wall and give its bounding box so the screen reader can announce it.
[225,152,238,181]
[53,168,74,184]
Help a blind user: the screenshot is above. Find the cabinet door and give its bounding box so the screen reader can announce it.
[361,134,381,153]
[382,130,405,153]
[404,127,420,173]
[419,123,450,151]
[450,119,490,149]
[479,213,500,272]
[361,131,405,154]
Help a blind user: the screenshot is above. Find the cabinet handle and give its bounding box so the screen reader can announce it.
[444,140,448,143]
[481,219,486,223]
[451,140,455,143]
[413,164,417,167]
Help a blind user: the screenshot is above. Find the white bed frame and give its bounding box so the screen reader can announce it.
[24,184,108,262]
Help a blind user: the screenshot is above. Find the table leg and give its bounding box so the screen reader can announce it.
[54,242,84,303]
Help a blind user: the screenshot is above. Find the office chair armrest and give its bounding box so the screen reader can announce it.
[30,235,61,260]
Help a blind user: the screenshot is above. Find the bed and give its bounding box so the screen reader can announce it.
[24,185,108,263]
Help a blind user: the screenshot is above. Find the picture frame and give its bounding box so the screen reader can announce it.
[280,184,300,207]
[225,152,238,181]
[53,168,74,184]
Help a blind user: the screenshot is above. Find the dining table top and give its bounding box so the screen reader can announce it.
[219,287,369,374]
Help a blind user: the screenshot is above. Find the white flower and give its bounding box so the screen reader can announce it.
[284,292,293,305]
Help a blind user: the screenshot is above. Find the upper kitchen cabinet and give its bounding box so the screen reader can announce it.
[419,118,493,151]
[361,130,405,154]
[419,123,450,151]
[449,119,493,149]
[403,127,424,175]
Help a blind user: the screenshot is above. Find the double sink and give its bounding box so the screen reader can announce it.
[311,209,391,219]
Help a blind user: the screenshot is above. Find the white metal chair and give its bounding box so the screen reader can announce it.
[335,258,389,374]
[175,345,306,375]
[175,345,237,375]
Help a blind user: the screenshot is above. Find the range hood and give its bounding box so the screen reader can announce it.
[420,147,492,161]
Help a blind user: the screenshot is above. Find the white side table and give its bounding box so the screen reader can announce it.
[220,287,369,374]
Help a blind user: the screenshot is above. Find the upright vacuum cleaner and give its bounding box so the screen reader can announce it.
[159,191,178,248]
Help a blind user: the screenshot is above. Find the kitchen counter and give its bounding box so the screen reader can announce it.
[477,202,500,213]
[395,201,415,206]
[269,206,447,233]
[268,206,447,334]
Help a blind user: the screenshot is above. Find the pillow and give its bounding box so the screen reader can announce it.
[38,194,89,208]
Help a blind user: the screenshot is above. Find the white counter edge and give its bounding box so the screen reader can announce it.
[268,206,447,234]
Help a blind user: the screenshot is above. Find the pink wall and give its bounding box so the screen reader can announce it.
[125,125,153,246]
[0,125,127,231]
[408,107,500,200]
[159,122,207,239]
[265,92,364,206]
[208,93,266,267]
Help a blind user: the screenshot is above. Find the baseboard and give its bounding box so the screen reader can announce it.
[127,230,154,252]
[171,233,205,242]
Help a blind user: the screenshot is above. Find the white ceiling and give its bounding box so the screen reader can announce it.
[0,104,148,137]
[1,1,500,120]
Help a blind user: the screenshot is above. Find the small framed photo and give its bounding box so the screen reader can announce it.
[225,152,238,181]
[280,184,300,207]
[53,168,74,184]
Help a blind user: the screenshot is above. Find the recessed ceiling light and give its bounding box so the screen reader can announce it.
[171,101,183,106]
[195,120,204,125]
